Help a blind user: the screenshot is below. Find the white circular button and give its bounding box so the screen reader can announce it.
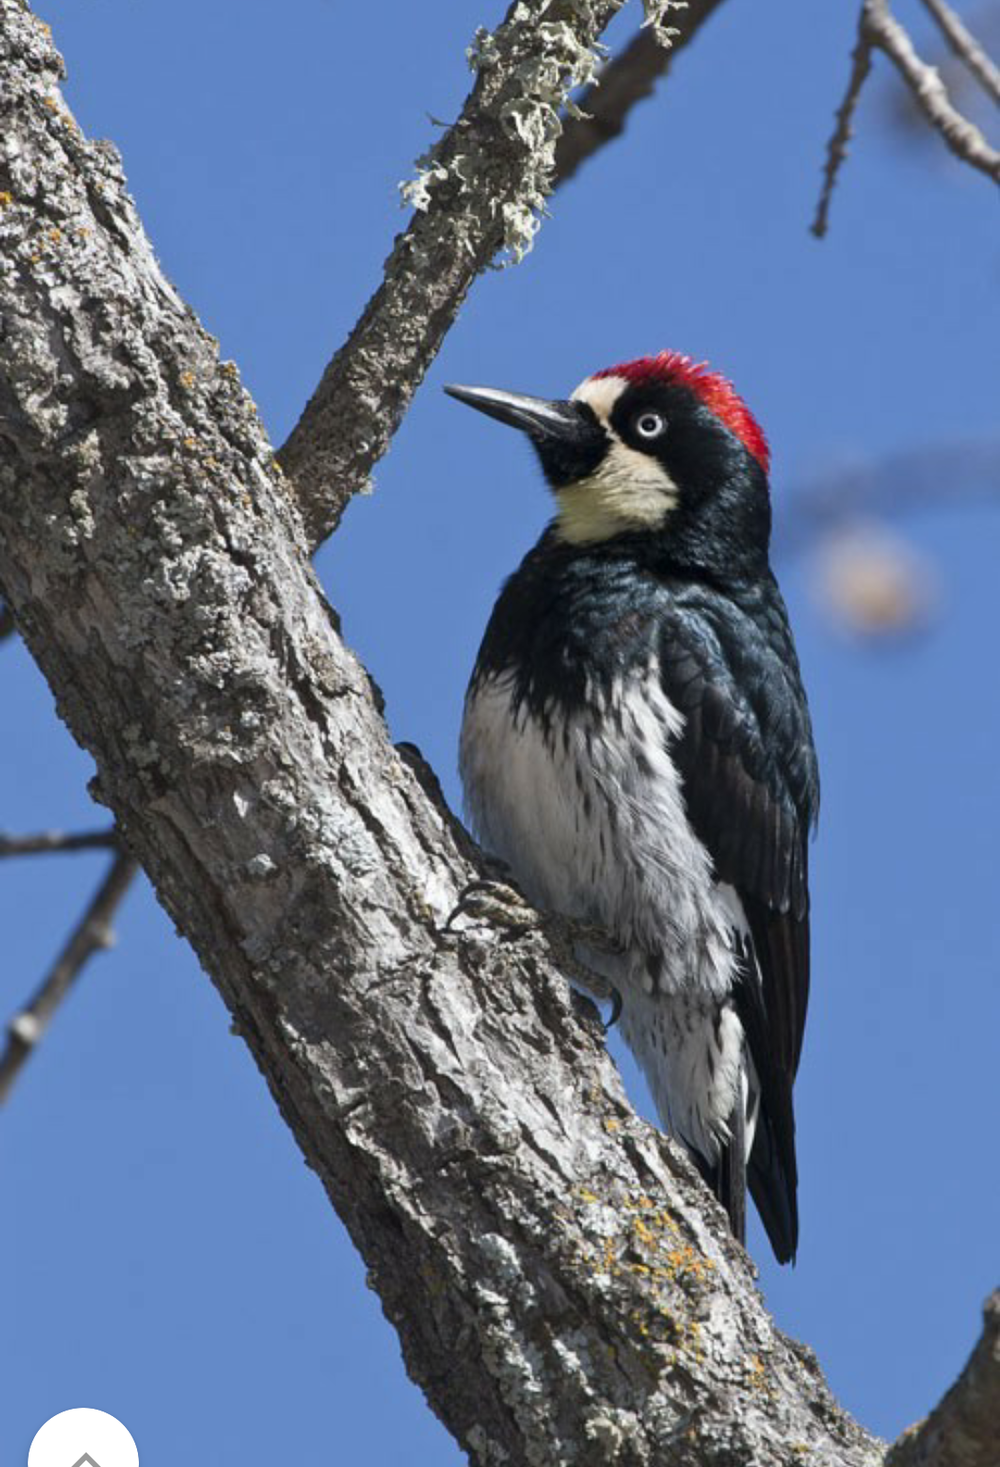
[28,1408,138,1467]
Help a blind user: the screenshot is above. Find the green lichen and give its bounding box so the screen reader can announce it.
[401,0,613,263]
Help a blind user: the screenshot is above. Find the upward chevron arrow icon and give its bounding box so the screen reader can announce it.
[70,1456,103,1467]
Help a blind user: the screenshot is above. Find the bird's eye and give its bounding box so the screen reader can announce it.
[634,412,666,440]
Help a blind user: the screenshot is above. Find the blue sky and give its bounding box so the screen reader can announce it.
[3,1,998,1462]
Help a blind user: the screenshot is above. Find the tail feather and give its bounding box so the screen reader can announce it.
[747,1108,798,1264]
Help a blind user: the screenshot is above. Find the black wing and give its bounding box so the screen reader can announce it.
[657,578,819,1262]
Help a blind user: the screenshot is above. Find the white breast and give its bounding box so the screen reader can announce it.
[460,661,753,1160]
[460,661,734,994]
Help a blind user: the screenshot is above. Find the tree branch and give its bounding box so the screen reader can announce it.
[276,0,629,549]
[0,827,118,857]
[920,0,1000,105]
[813,0,999,238]
[0,848,137,1104]
[553,0,728,187]
[886,1290,1000,1467]
[0,599,15,641]
[812,14,874,239]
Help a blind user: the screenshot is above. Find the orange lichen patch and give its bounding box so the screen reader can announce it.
[664,1245,715,1283]
[47,228,62,244]
[179,371,196,390]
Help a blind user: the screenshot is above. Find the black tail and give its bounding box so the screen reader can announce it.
[747,1103,798,1264]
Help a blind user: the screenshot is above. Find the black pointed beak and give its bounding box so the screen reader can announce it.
[444,383,590,444]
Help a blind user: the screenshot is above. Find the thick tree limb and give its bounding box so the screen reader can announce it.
[0,848,137,1104]
[813,0,999,238]
[885,1290,1000,1467]
[553,1,728,187]
[0,3,989,1463]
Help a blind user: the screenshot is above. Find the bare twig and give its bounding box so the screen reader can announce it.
[554,0,727,187]
[886,1289,1000,1467]
[0,850,138,1105]
[813,0,999,238]
[812,15,874,238]
[0,827,119,858]
[920,0,1000,105]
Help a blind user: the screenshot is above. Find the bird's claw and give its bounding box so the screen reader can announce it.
[444,876,537,936]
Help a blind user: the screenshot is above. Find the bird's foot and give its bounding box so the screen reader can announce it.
[445,874,624,1026]
[444,871,536,935]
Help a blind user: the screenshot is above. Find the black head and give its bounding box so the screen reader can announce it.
[445,352,773,578]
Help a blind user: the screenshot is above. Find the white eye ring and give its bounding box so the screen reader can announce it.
[635,411,666,439]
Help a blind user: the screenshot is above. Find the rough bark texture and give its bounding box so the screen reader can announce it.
[886,1291,1000,1467]
[0,3,993,1464]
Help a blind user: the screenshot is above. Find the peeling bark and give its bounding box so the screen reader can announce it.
[0,3,993,1464]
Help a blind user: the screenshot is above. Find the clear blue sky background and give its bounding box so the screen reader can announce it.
[3,1,998,1462]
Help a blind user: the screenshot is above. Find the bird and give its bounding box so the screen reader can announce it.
[446,351,819,1263]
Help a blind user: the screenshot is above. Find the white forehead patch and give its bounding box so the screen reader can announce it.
[571,374,628,424]
[557,375,677,546]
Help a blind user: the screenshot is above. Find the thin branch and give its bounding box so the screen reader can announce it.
[0,827,119,858]
[812,15,874,238]
[871,0,1000,176]
[553,0,727,187]
[0,849,138,1105]
[886,1289,1000,1467]
[812,0,999,238]
[920,0,1000,105]
[0,600,15,642]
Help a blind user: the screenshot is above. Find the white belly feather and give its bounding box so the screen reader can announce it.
[460,661,756,1160]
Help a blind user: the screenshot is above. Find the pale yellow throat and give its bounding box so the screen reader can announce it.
[554,441,678,546]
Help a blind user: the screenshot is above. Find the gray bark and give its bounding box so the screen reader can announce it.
[0,2,994,1463]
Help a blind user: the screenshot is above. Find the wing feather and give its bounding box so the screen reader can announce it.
[657,582,818,1260]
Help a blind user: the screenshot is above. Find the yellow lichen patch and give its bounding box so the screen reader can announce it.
[663,1244,715,1283]
[576,1188,599,1204]
[179,371,196,390]
[603,1117,620,1133]
[0,191,13,208]
[745,1353,766,1389]
[47,228,61,244]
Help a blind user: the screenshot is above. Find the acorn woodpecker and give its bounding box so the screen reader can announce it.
[446,352,819,1263]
